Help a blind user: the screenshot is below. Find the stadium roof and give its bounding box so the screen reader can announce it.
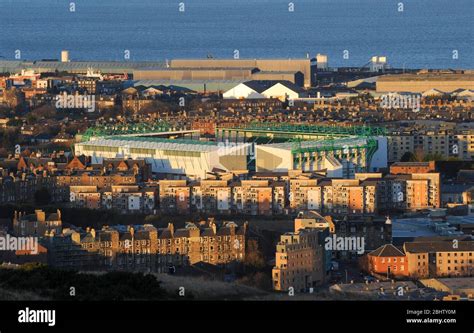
[217,123,387,137]
[261,137,369,151]
[79,136,218,153]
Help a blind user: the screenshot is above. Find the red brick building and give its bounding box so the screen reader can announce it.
[367,244,408,277]
[390,161,436,175]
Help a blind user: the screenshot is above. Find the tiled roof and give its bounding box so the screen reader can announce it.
[369,244,405,257]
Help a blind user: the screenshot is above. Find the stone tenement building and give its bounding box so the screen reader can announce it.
[0,171,58,204]
[272,213,330,293]
[46,219,247,272]
[13,209,62,237]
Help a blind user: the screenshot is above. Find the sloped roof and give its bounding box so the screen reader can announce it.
[422,88,446,96]
[267,80,305,93]
[242,80,277,93]
[369,244,405,257]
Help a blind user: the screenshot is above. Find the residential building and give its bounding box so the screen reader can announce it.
[272,226,327,292]
[13,209,62,237]
[46,220,247,271]
[367,244,408,277]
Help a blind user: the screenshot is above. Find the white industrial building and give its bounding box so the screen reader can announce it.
[223,80,304,100]
[261,81,305,100]
[223,82,266,99]
[75,136,250,179]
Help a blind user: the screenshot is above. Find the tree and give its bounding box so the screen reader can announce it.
[26,113,38,125]
[34,188,52,205]
[6,118,22,127]
[244,238,265,270]
[400,152,416,162]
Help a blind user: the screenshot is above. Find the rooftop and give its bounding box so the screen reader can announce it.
[404,240,474,253]
[0,60,166,73]
[261,136,369,151]
[78,136,218,153]
[378,73,474,82]
[369,244,405,257]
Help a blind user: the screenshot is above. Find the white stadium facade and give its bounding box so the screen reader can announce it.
[75,136,251,179]
[255,137,387,178]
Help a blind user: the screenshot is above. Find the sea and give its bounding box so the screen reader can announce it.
[0,0,472,69]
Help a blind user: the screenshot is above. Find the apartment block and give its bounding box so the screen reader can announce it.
[102,185,156,214]
[387,129,474,162]
[272,227,327,292]
[404,239,474,278]
[69,185,156,213]
[190,180,232,214]
[159,180,190,214]
[232,180,274,216]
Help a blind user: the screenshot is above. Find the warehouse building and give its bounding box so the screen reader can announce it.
[133,67,257,81]
[170,58,314,87]
[75,136,251,179]
[376,71,474,93]
[223,81,274,99]
[0,60,166,75]
[133,67,305,88]
[223,80,305,100]
[133,79,245,94]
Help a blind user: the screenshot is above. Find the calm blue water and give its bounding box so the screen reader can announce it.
[0,0,472,68]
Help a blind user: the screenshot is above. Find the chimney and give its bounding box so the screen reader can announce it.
[167,223,174,235]
[57,209,61,221]
[35,210,46,222]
